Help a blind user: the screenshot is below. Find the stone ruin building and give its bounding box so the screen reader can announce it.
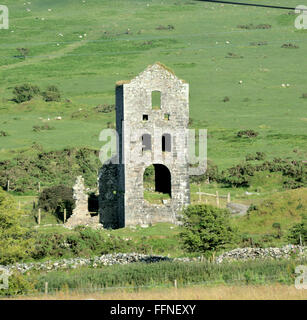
[98,63,190,228]
[65,176,99,228]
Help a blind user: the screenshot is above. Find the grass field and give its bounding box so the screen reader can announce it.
[0,0,306,169]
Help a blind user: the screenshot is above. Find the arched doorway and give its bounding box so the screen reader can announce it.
[143,164,171,203]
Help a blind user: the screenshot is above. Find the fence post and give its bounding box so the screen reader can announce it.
[64,208,67,223]
[38,208,41,225]
[45,282,48,295]
[38,182,41,193]
[174,279,177,289]
[7,179,10,192]
[216,191,219,207]
[227,192,231,203]
[18,201,21,210]
[198,187,201,203]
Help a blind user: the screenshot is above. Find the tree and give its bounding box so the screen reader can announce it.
[42,85,61,102]
[0,188,34,265]
[38,185,75,221]
[12,83,40,103]
[179,204,237,254]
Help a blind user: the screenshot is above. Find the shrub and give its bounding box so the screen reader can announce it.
[0,131,8,137]
[179,204,237,254]
[237,24,271,30]
[287,214,307,245]
[281,43,299,49]
[94,104,115,113]
[32,124,54,132]
[0,188,34,265]
[31,232,68,260]
[0,272,35,297]
[190,161,220,184]
[38,185,75,219]
[12,83,40,103]
[237,130,259,138]
[42,85,61,102]
[156,25,174,30]
[272,222,282,239]
[246,152,266,161]
[16,47,29,59]
[250,41,268,46]
[225,52,243,59]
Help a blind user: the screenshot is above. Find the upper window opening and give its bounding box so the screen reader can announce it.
[143,114,148,121]
[162,133,171,152]
[152,91,161,110]
[142,134,151,152]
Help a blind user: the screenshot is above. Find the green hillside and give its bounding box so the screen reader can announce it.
[0,0,306,170]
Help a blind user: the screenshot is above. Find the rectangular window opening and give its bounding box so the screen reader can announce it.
[152,91,161,110]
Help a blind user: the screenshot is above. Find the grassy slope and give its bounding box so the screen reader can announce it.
[0,0,306,169]
[232,187,307,237]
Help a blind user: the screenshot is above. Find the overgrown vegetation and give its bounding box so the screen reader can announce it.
[0,188,34,265]
[27,258,305,296]
[0,147,100,193]
[191,157,306,189]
